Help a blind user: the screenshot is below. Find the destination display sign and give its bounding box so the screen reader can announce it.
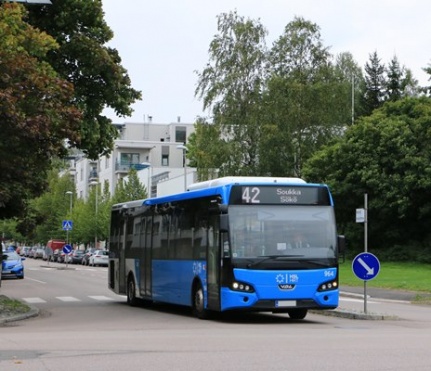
[229,185,331,205]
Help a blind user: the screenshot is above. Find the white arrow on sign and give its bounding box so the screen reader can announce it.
[357,257,374,275]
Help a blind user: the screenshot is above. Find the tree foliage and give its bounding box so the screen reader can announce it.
[26,0,142,159]
[0,3,81,219]
[361,51,386,116]
[262,17,351,177]
[303,97,431,259]
[195,11,267,176]
[193,15,356,178]
[112,168,147,204]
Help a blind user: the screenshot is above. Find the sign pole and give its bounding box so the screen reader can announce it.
[364,193,368,313]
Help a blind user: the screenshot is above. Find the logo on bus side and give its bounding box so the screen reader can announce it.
[193,261,205,276]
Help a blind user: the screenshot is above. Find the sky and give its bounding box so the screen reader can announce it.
[102,0,431,124]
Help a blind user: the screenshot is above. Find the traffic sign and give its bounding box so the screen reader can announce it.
[62,220,73,231]
[352,252,380,281]
[62,244,72,254]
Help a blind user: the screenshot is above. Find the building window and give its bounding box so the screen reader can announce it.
[120,153,140,165]
[161,146,169,166]
[162,154,169,166]
[175,126,186,144]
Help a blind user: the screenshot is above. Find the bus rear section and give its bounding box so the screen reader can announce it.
[108,177,345,319]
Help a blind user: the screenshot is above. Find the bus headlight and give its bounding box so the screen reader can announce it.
[231,281,255,293]
[318,279,338,292]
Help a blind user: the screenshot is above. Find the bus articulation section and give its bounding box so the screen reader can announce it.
[108,176,345,319]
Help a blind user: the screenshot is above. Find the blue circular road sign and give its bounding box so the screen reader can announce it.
[352,252,380,281]
[62,244,72,254]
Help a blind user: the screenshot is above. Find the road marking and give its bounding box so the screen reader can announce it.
[57,296,80,302]
[88,296,116,301]
[340,297,379,304]
[24,277,47,284]
[22,297,47,303]
[20,296,119,304]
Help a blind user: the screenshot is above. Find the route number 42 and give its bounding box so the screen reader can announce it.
[242,187,261,204]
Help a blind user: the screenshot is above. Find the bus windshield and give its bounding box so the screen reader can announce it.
[228,205,337,260]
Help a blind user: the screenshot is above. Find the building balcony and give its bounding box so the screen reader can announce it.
[115,162,150,173]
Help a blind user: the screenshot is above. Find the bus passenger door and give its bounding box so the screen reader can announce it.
[144,215,152,297]
[118,218,127,294]
[207,216,221,311]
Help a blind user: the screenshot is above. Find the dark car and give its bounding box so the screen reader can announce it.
[66,250,85,264]
[2,251,25,279]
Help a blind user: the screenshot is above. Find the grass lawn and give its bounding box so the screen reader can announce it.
[339,261,431,293]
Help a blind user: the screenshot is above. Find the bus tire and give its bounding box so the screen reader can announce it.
[127,276,138,307]
[192,284,210,320]
[287,309,308,320]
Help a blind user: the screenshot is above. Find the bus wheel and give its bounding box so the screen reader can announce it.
[127,276,138,307]
[193,285,209,319]
[287,309,308,320]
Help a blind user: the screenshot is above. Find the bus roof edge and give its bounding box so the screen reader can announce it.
[187,176,306,191]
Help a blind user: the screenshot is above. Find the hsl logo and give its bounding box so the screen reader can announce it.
[275,273,299,284]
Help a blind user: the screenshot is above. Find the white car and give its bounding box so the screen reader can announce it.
[89,250,109,266]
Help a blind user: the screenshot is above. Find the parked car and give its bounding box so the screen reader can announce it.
[19,246,30,257]
[57,250,67,263]
[52,249,61,262]
[65,250,85,264]
[29,246,39,258]
[34,247,45,259]
[89,250,109,266]
[81,248,96,266]
[1,251,25,279]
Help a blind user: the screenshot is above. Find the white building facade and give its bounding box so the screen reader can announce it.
[73,119,196,199]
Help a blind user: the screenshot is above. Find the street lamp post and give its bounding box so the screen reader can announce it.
[176,144,188,191]
[90,181,98,248]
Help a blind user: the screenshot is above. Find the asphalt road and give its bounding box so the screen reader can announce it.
[0,258,430,371]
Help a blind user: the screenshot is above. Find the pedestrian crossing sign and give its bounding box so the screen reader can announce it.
[62,220,73,231]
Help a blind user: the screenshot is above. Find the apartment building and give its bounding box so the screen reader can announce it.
[72,118,196,200]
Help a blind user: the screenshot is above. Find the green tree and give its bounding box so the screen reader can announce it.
[303,97,431,260]
[423,62,431,96]
[362,51,385,116]
[0,3,81,219]
[27,0,141,159]
[262,17,349,176]
[384,55,420,101]
[335,52,366,122]
[31,171,76,243]
[187,117,227,181]
[112,168,147,204]
[385,56,403,101]
[195,11,267,176]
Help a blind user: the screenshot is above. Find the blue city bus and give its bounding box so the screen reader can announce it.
[108,176,345,319]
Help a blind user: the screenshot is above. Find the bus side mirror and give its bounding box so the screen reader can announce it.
[220,214,229,232]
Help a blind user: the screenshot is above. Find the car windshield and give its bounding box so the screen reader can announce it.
[4,252,20,261]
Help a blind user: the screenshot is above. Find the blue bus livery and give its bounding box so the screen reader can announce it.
[108,176,345,319]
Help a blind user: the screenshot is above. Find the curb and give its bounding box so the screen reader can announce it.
[311,308,399,320]
[0,305,39,325]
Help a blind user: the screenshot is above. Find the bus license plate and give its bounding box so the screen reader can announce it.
[276,300,296,308]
